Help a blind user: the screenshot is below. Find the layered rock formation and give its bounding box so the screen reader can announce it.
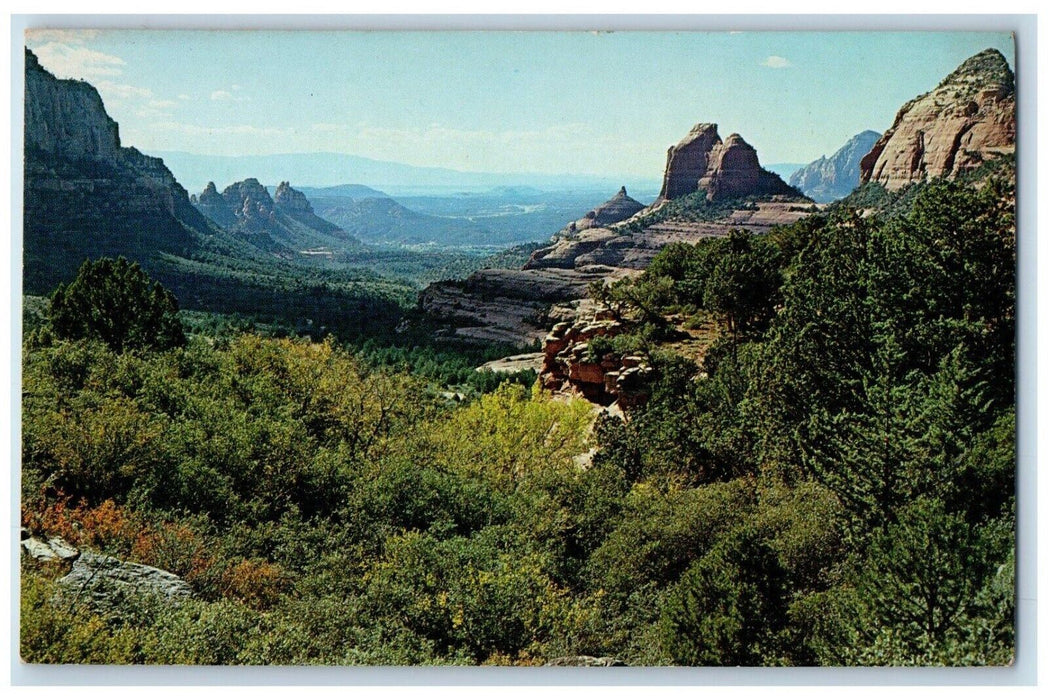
[24,48,213,294]
[789,130,881,202]
[421,122,813,347]
[524,200,811,274]
[419,265,634,346]
[658,123,798,202]
[274,181,342,234]
[191,178,360,252]
[539,312,652,409]
[860,49,1015,190]
[564,187,646,234]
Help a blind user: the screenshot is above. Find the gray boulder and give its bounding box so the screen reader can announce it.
[56,552,193,611]
[20,529,79,562]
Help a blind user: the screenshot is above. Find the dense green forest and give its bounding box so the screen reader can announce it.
[20,175,1014,666]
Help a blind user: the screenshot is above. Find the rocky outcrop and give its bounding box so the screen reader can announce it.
[191,181,238,228]
[544,656,627,667]
[539,312,652,408]
[220,178,276,232]
[564,187,646,234]
[420,122,813,349]
[658,123,798,202]
[20,529,79,562]
[860,49,1015,190]
[57,552,194,611]
[21,527,193,613]
[191,178,358,252]
[660,123,722,200]
[789,130,881,202]
[526,227,649,271]
[23,48,212,295]
[420,266,633,346]
[274,181,342,234]
[477,353,545,374]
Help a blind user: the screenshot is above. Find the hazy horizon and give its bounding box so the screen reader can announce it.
[25,30,1014,180]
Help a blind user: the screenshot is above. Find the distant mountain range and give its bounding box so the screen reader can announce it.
[153,150,662,197]
[788,131,882,203]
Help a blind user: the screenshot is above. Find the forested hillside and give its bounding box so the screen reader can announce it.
[21,171,1015,666]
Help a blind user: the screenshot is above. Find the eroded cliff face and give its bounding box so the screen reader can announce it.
[190,178,356,253]
[24,49,120,161]
[273,181,341,234]
[23,48,211,294]
[658,123,797,202]
[859,49,1015,191]
[220,178,277,232]
[789,130,882,203]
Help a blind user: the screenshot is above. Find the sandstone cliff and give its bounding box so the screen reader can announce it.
[422,120,813,347]
[23,48,212,294]
[658,123,798,202]
[789,130,881,202]
[859,49,1015,190]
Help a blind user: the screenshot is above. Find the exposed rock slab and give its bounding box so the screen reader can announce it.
[477,352,544,374]
[421,267,635,346]
[539,313,653,408]
[860,49,1015,191]
[57,552,193,610]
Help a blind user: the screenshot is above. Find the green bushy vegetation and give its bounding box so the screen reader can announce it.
[20,175,1015,666]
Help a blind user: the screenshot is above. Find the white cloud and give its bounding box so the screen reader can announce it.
[150,122,294,138]
[761,55,793,69]
[178,94,192,101]
[25,29,100,45]
[94,80,153,101]
[211,89,248,102]
[32,42,125,78]
[136,98,178,119]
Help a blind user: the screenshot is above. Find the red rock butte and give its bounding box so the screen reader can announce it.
[860,48,1015,191]
[658,123,797,202]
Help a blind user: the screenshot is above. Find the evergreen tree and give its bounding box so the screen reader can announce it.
[49,257,186,353]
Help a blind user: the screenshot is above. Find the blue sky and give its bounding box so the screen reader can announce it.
[25,29,1015,179]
